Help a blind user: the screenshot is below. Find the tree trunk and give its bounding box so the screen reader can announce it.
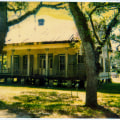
[69,2,98,107]
[0,2,8,53]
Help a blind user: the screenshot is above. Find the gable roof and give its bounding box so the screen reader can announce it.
[6,15,79,44]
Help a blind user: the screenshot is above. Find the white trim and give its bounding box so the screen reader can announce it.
[27,54,30,76]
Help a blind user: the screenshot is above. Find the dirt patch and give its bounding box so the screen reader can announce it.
[0,109,32,118]
[112,77,120,83]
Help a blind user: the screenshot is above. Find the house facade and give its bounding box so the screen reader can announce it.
[99,42,111,81]
[3,39,85,80]
[0,15,110,86]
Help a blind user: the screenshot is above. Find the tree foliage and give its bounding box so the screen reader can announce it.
[7,2,28,13]
[7,2,66,26]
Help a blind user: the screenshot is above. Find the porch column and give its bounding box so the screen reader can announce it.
[65,48,68,77]
[27,49,31,76]
[45,48,49,77]
[11,50,15,75]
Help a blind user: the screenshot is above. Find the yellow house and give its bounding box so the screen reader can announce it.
[0,15,111,86]
[0,15,86,86]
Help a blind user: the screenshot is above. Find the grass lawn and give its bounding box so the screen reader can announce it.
[0,78,120,118]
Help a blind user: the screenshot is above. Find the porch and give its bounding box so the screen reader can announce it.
[3,45,82,77]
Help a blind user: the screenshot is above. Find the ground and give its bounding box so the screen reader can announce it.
[0,76,120,118]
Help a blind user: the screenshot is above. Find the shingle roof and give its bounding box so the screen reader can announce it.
[6,15,79,44]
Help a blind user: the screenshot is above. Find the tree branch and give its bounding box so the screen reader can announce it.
[95,8,120,52]
[104,9,120,40]
[89,3,119,16]
[111,39,120,43]
[42,2,66,9]
[8,2,42,26]
[89,5,101,16]
[89,14,102,45]
[89,3,120,47]
[7,6,22,13]
[7,3,24,13]
[116,44,120,51]
[8,2,65,26]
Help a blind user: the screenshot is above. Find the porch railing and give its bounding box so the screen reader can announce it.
[0,69,10,74]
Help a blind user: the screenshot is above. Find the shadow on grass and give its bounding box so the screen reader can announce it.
[0,101,7,109]
[98,82,120,94]
[0,83,120,118]
[0,100,35,118]
[94,105,119,118]
[9,91,120,118]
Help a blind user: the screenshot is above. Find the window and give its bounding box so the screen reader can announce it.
[38,54,46,68]
[23,55,27,69]
[49,58,53,68]
[38,19,45,26]
[39,59,42,68]
[39,59,46,68]
[25,43,34,45]
[43,59,46,69]
[13,55,19,74]
[78,55,84,63]
[49,54,53,69]
[59,55,65,71]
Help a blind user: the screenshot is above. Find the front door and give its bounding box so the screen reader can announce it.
[40,58,46,75]
[48,54,53,76]
[30,55,34,75]
[38,54,53,76]
[13,55,19,74]
[59,55,65,76]
[38,54,46,76]
[23,55,27,75]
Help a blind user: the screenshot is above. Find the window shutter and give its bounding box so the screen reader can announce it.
[54,55,59,76]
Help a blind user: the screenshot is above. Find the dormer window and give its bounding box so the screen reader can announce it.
[38,19,45,26]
